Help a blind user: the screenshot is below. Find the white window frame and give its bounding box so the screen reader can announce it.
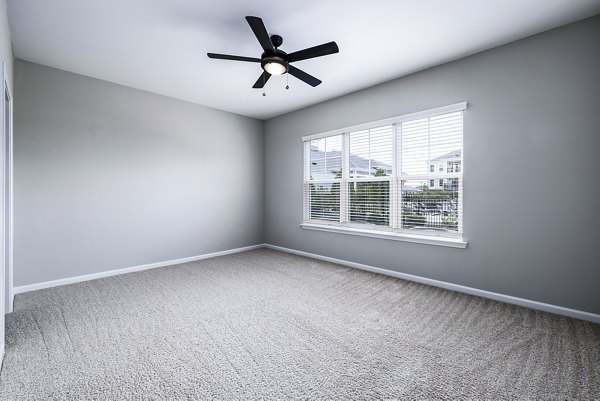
[301,102,467,248]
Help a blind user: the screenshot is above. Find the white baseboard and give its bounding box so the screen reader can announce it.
[12,242,599,324]
[265,244,600,324]
[13,244,265,295]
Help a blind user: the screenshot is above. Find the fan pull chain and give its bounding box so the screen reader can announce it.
[286,72,289,90]
[262,73,266,96]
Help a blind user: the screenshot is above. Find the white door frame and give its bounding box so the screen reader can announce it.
[3,63,13,314]
[0,61,5,362]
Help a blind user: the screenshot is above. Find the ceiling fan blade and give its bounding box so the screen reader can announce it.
[288,41,339,63]
[207,53,261,63]
[245,16,275,52]
[288,65,322,87]
[252,71,272,89]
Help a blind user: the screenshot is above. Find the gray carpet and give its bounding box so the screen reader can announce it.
[1,249,598,400]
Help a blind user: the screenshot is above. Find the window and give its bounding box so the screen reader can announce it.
[448,161,460,173]
[302,103,466,247]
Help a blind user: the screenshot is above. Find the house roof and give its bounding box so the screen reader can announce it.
[310,146,391,174]
[431,149,461,162]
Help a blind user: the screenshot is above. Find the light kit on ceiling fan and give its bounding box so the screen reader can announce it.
[263,60,286,76]
[207,16,339,94]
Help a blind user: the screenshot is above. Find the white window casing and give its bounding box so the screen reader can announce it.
[302,103,467,248]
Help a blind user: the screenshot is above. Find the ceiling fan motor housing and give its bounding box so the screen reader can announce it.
[270,34,283,48]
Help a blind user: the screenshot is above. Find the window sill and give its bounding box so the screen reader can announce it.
[299,223,468,249]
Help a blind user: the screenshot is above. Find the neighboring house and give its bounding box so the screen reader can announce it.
[427,149,461,190]
[310,145,462,194]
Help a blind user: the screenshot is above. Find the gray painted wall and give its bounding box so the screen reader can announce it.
[14,60,264,286]
[264,16,600,314]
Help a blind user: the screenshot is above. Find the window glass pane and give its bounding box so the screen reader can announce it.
[400,118,429,175]
[349,181,390,226]
[306,182,340,221]
[401,179,459,233]
[400,112,463,176]
[309,135,342,180]
[349,126,392,178]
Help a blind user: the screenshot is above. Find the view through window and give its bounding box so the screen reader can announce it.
[303,104,465,238]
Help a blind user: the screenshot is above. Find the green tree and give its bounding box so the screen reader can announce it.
[442,216,458,230]
[349,175,389,226]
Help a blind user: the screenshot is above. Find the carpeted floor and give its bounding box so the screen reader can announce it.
[1,249,599,400]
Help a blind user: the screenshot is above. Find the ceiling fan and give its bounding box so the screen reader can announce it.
[207,16,339,90]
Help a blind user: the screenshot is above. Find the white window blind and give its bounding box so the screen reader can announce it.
[303,103,465,239]
[304,135,343,222]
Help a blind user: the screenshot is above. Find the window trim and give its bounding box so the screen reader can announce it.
[300,222,468,248]
[302,102,467,142]
[303,102,467,247]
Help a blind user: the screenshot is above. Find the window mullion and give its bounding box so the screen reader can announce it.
[340,133,350,224]
[397,123,403,230]
[391,123,398,229]
[458,177,463,234]
[458,109,465,234]
[303,141,310,221]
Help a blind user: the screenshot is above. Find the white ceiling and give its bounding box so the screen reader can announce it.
[7,0,600,120]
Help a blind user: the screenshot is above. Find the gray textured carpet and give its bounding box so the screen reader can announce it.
[1,249,598,400]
